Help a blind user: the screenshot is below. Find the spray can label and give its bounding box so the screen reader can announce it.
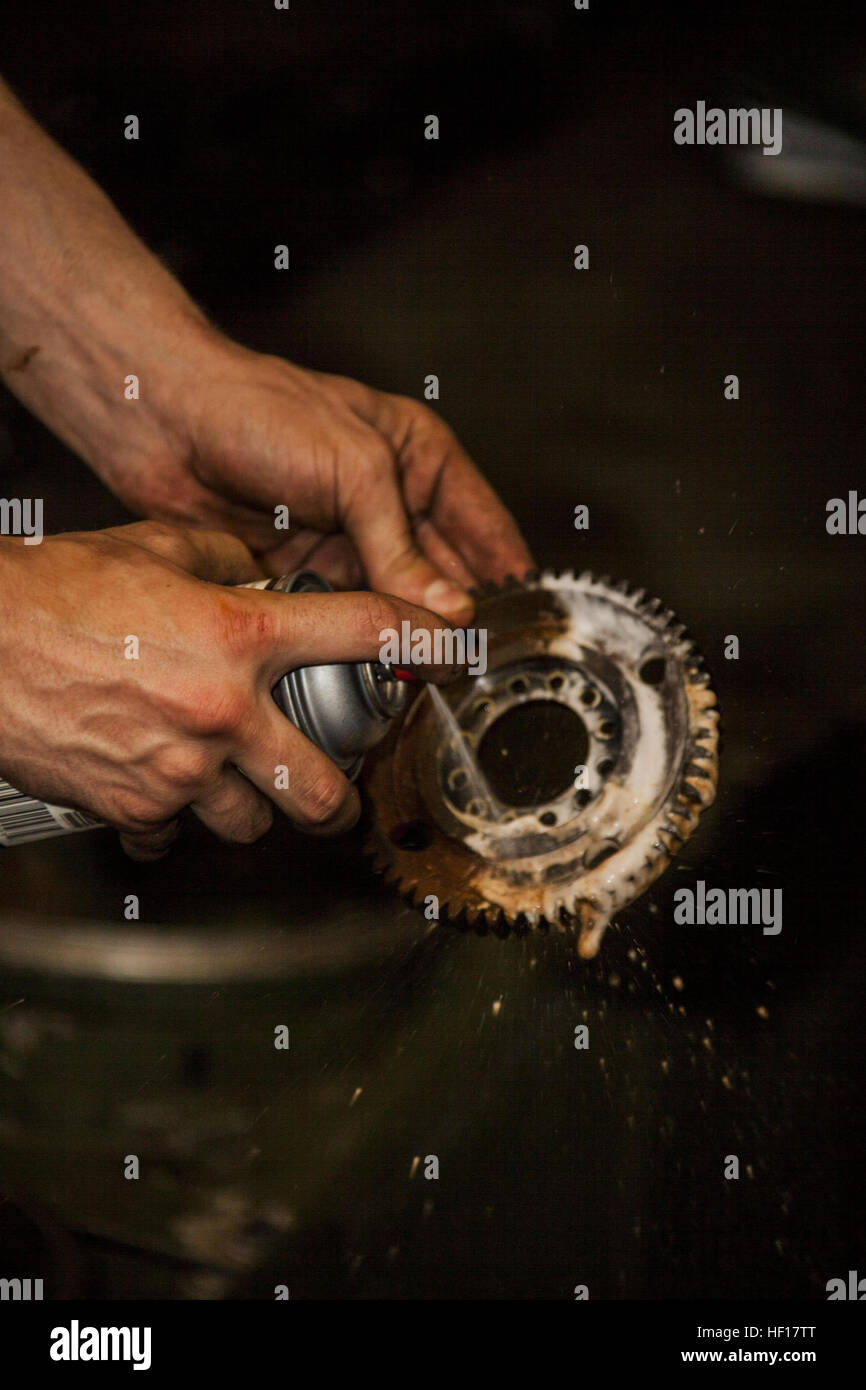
[0,778,102,846]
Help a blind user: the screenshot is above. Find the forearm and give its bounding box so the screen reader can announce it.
[0,77,212,499]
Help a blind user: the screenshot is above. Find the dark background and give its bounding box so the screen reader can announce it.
[0,0,864,1299]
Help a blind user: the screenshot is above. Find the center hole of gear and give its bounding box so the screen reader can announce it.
[477,700,588,808]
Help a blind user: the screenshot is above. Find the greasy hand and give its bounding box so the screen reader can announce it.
[109,336,534,623]
[0,522,463,860]
[0,78,531,619]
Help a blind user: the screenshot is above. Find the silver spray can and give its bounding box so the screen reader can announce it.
[0,570,408,846]
[244,570,408,779]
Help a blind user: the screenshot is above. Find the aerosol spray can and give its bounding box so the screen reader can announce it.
[0,570,409,847]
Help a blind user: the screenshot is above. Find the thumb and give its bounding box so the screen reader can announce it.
[109,522,265,585]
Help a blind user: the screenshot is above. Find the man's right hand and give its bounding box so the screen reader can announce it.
[0,522,460,860]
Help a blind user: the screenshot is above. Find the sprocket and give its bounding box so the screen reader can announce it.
[363,570,719,957]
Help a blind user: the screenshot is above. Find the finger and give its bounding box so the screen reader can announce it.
[257,527,323,577]
[259,532,364,589]
[190,765,274,844]
[118,817,181,862]
[232,588,470,685]
[177,527,267,584]
[413,516,477,589]
[111,522,264,585]
[300,535,365,590]
[343,433,474,622]
[363,394,535,583]
[237,707,361,836]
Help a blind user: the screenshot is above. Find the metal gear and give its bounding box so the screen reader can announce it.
[363,570,719,957]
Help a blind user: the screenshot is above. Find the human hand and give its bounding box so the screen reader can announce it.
[0,522,462,860]
[98,335,534,624]
[0,78,532,619]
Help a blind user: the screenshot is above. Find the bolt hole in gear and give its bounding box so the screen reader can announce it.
[365,570,719,958]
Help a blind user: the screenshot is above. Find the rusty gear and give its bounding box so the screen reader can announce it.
[363,570,719,957]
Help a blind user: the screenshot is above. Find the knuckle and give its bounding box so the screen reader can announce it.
[360,439,394,479]
[361,591,403,645]
[398,395,447,440]
[107,790,171,830]
[134,520,191,559]
[153,745,210,789]
[143,520,181,542]
[211,591,278,657]
[229,805,274,844]
[187,684,250,738]
[403,396,436,427]
[296,768,348,826]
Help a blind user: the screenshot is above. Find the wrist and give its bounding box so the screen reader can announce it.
[0,79,225,507]
[2,270,224,507]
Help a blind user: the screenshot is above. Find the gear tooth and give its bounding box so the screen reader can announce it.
[439,899,463,930]
[473,909,491,937]
[556,901,576,932]
[540,566,558,585]
[522,908,543,934]
[461,902,481,929]
[491,912,513,939]
[405,881,427,908]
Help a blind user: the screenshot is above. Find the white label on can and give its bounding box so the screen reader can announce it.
[0,779,103,846]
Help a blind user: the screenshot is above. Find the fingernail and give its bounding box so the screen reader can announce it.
[424,578,473,619]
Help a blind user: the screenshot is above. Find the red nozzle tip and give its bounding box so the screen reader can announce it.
[393,667,419,682]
